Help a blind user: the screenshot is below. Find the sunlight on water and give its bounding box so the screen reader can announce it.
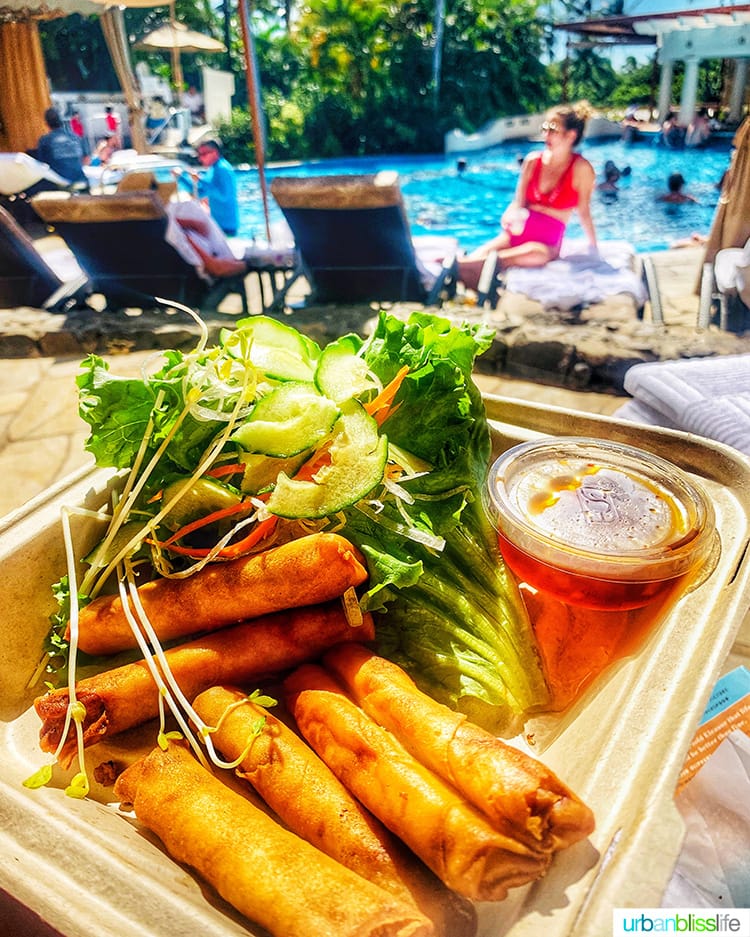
[236,138,732,253]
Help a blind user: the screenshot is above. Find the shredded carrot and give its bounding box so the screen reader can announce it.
[364,365,409,426]
[295,447,331,481]
[205,463,246,479]
[152,514,279,559]
[151,440,334,560]
[162,501,252,547]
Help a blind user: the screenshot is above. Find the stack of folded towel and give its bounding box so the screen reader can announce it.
[615,354,750,456]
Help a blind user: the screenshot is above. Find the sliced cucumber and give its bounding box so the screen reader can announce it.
[220,316,321,382]
[161,477,242,530]
[266,399,387,519]
[315,334,380,403]
[231,382,339,457]
[239,452,307,495]
[84,521,146,568]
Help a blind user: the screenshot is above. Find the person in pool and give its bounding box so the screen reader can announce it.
[458,103,598,291]
[656,172,698,204]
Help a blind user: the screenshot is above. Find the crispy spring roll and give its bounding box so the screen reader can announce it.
[114,742,434,937]
[72,533,368,655]
[36,602,373,767]
[323,644,595,852]
[193,686,477,937]
[284,664,550,901]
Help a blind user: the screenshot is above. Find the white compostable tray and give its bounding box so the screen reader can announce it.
[1,396,749,937]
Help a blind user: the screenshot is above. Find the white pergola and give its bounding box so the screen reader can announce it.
[557,2,750,125]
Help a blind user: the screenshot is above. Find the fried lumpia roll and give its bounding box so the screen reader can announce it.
[72,533,368,655]
[323,644,595,852]
[36,602,373,767]
[284,664,550,901]
[114,742,434,937]
[193,686,477,937]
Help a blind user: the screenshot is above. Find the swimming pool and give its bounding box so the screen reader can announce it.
[235,139,732,253]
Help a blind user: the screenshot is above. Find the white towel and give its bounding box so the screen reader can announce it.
[165,200,236,280]
[614,354,750,456]
[504,238,647,310]
[0,152,69,195]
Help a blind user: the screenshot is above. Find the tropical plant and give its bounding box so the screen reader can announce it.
[39,14,120,92]
[39,0,701,159]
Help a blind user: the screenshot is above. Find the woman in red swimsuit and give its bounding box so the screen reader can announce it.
[458,103,598,290]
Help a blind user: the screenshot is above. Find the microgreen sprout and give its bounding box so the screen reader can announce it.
[65,772,90,800]
[158,730,184,751]
[22,764,54,790]
[200,690,278,770]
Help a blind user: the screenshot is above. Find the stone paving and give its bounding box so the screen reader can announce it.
[3,244,750,386]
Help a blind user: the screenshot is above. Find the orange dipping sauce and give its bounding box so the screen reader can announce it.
[487,438,716,710]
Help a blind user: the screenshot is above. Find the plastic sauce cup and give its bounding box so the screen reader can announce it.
[486,437,717,709]
[486,437,715,611]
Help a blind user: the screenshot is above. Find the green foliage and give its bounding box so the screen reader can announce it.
[39,15,120,92]
[38,0,713,159]
[564,49,618,108]
[213,108,257,164]
[606,57,658,110]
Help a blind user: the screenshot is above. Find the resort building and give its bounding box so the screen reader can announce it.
[557,0,750,125]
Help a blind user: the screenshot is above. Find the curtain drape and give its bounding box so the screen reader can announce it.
[99,6,147,153]
[0,20,50,152]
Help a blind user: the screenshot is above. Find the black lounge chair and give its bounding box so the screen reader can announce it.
[0,204,88,311]
[270,172,458,306]
[30,191,249,314]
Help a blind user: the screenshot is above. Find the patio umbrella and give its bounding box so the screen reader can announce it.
[703,117,750,264]
[135,19,226,54]
[698,116,750,295]
[135,7,225,95]
[238,0,270,242]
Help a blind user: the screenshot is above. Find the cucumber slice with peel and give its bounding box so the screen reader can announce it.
[231,382,339,457]
[84,521,145,569]
[220,316,320,382]
[161,477,242,530]
[266,399,387,519]
[315,334,379,403]
[239,452,306,495]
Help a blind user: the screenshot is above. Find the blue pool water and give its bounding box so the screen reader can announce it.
[236,139,732,254]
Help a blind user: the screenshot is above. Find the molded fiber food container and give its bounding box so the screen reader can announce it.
[1,396,749,937]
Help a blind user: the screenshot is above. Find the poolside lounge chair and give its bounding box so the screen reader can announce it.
[0,204,88,311]
[0,152,78,235]
[475,239,655,321]
[30,191,249,314]
[115,169,178,205]
[270,172,458,306]
[698,238,750,333]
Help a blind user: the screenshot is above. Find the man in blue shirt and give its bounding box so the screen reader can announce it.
[35,108,88,187]
[176,139,239,237]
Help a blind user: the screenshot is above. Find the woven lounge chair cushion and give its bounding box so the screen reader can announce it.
[31,192,166,225]
[271,171,402,211]
[116,171,178,206]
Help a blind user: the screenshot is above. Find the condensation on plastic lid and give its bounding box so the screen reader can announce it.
[487,436,715,578]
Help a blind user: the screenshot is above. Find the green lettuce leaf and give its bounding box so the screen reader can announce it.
[335,311,549,733]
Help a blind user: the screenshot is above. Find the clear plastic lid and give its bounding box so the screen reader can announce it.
[486,437,715,583]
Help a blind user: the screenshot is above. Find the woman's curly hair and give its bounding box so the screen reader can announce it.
[547,101,594,145]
